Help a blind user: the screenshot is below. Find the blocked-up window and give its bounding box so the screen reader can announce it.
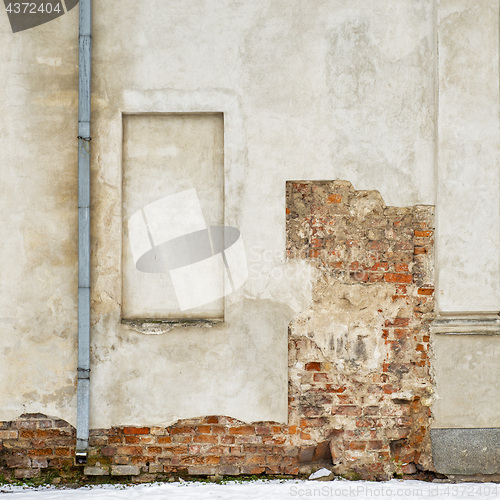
[122,113,225,321]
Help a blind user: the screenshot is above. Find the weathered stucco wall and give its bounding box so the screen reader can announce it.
[436,0,499,314]
[433,335,500,428]
[432,0,500,435]
[0,6,79,421]
[0,0,437,428]
[0,0,498,479]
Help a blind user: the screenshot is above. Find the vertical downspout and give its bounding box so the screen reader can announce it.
[76,0,92,464]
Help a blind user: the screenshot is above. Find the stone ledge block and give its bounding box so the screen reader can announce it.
[111,465,140,476]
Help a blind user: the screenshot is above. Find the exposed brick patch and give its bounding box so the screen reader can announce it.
[0,415,76,477]
[286,180,434,480]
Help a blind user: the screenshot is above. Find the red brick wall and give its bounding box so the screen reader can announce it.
[286,181,435,478]
[0,180,435,482]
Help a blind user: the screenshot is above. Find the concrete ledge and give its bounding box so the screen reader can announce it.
[14,468,41,479]
[84,466,110,476]
[431,315,500,335]
[431,428,500,474]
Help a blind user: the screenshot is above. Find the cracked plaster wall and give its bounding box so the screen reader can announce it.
[0,0,496,436]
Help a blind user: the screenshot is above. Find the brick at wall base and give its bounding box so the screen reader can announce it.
[0,404,432,482]
[0,414,302,481]
[0,414,362,481]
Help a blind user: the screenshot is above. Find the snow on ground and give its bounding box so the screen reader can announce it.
[1,479,500,500]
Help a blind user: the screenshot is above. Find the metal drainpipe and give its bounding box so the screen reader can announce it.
[76,0,92,465]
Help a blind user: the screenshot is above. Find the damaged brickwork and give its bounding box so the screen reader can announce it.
[0,414,299,480]
[0,180,435,482]
[286,180,435,479]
